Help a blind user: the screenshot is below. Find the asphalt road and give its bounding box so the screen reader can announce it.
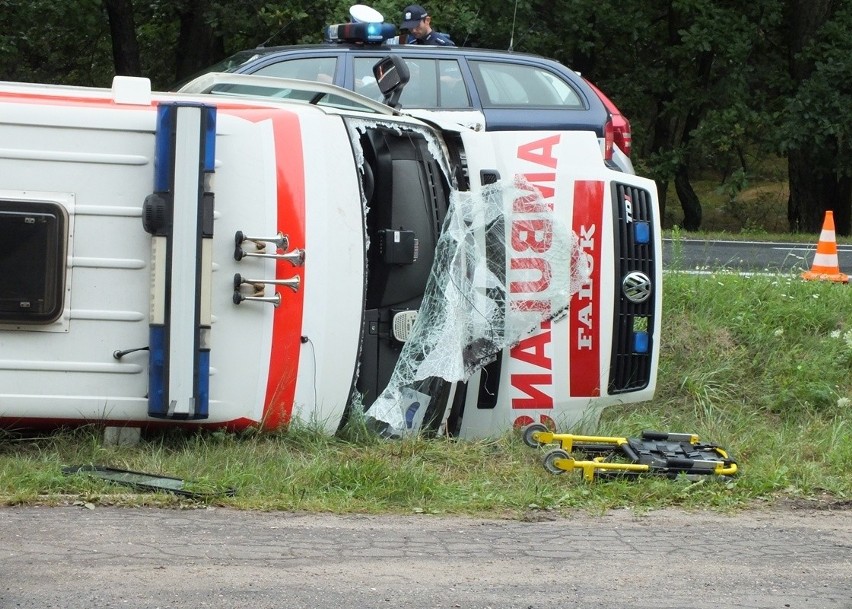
[663,238,852,273]
[1,504,850,609]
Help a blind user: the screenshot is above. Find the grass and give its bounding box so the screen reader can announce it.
[3,156,848,515]
[1,271,850,516]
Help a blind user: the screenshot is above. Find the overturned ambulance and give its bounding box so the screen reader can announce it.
[0,62,661,438]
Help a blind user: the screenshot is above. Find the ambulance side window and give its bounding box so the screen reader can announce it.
[0,200,67,324]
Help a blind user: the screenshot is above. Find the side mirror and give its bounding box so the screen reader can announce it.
[373,55,409,109]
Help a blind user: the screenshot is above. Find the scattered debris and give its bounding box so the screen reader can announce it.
[62,465,235,499]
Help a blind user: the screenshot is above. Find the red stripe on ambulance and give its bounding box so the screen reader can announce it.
[264,111,306,428]
[222,106,306,428]
[569,180,603,397]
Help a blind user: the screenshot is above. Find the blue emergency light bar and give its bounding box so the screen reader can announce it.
[145,102,216,420]
[324,21,396,43]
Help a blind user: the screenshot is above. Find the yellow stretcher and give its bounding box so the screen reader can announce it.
[520,424,738,482]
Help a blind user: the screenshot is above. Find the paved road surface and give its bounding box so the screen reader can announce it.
[1,504,850,609]
[662,238,852,272]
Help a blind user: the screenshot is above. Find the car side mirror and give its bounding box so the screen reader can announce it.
[373,55,409,109]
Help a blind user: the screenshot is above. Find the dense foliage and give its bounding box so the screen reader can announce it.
[2,0,850,233]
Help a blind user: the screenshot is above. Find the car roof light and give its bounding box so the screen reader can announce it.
[349,4,384,23]
[324,21,396,44]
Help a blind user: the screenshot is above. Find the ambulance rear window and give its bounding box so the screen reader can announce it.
[0,200,67,324]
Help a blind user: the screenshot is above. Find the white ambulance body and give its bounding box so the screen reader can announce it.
[0,73,661,437]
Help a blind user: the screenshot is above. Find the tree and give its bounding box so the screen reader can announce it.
[780,0,852,234]
[0,0,114,86]
[173,0,225,81]
[472,0,785,232]
[615,1,786,231]
[4,0,850,237]
[103,0,142,76]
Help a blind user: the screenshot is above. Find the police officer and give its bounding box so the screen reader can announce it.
[399,4,454,46]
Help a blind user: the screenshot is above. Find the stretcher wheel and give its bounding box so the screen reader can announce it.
[521,423,548,448]
[542,449,569,475]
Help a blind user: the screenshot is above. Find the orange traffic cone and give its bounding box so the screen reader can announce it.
[801,211,848,283]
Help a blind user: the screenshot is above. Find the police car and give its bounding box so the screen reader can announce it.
[182,14,634,174]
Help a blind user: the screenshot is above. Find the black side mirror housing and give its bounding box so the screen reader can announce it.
[373,55,409,109]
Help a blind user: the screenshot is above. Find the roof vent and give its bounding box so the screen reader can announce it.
[111,76,152,106]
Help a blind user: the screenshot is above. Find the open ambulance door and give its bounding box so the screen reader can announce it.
[345,120,455,432]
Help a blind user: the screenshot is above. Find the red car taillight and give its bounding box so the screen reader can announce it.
[582,77,633,159]
[613,121,632,157]
[604,117,615,162]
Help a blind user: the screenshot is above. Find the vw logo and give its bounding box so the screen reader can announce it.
[622,272,652,303]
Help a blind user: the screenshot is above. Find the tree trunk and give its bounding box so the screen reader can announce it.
[103,0,141,76]
[655,179,668,222]
[784,0,852,234]
[174,1,225,82]
[836,179,852,235]
[671,104,704,232]
[788,150,852,234]
[641,2,706,231]
[643,97,673,226]
[674,164,701,231]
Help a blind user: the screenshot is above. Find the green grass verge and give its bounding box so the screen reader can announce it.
[1,272,850,515]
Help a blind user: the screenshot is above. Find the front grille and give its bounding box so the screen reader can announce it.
[609,182,656,393]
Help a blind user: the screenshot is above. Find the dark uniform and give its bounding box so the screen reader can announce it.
[399,4,455,47]
[404,31,454,46]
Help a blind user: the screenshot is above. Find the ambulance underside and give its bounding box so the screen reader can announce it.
[0,80,660,437]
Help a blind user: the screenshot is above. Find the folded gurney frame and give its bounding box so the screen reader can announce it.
[520,424,738,482]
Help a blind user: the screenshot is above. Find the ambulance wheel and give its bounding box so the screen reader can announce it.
[543,449,569,475]
[521,423,548,448]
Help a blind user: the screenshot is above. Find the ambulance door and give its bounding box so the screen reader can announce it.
[352,123,452,425]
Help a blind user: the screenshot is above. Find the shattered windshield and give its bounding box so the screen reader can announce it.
[364,176,591,435]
